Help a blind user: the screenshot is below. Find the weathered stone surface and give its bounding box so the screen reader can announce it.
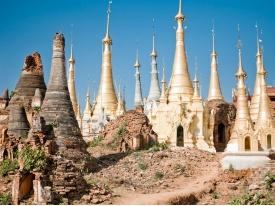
[9,52,46,111]
[7,105,29,138]
[41,33,81,141]
[205,100,236,152]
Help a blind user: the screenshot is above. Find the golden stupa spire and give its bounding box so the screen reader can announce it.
[207,22,224,101]
[84,87,92,115]
[255,49,275,129]
[232,25,253,132]
[116,82,126,116]
[148,19,161,101]
[193,59,201,100]
[134,49,143,107]
[250,23,264,122]
[68,42,78,116]
[76,102,82,130]
[151,21,157,57]
[168,0,193,103]
[77,102,82,120]
[160,59,167,103]
[93,0,118,119]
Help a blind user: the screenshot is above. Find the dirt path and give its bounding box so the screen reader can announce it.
[113,162,220,205]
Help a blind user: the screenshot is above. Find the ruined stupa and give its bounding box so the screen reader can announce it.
[8,33,95,205]
[41,33,81,140]
[38,33,92,203]
[8,52,47,122]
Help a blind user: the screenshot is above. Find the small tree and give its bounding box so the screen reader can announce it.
[0,159,18,176]
[0,193,11,205]
[19,145,47,172]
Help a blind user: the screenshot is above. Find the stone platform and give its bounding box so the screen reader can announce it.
[221,151,272,170]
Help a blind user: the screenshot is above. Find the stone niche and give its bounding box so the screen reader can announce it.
[206,100,236,152]
[12,171,52,205]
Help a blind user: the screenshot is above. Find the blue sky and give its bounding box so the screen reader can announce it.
[0,0,275,110]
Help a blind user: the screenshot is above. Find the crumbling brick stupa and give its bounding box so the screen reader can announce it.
[100,107,158,152]
[8,52,47,123]
[0,33,96,205]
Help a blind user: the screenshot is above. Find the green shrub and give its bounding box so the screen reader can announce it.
[264,172,275,190]
[19,145,47,172]
[86,177,99,186]
[211,191,219,199]
[0,193,11,205]
[138,162,148,171]
[148,142,169,152]
[33,106,41,113]
[230,192,275,205]
[229,194,253,205]
[0,159,18,176]
[89,136,104,148]
[155,171,164,180]
[110,124,127,149]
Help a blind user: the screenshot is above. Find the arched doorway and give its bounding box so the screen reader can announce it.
[19,173,35,201]
[3,149,8,159]
[214,123,227,152]
[245,136,251,151]
[267,134,272,149]
[12,146,18,160]
[218,123,225,143]
[177,125,184,147]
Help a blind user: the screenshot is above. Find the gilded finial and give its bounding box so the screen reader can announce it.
[134,48,143,107]
[211,20,216,54]
[134,48,141,68]
[93,90,96,103]
[84,86,92,114]
[69,24,75,63]
[103,0,112,45]
[118,81,121,97]
[160,58,167,102]
[123,85,126,101]
[151,18,157,57]
[162,58,166,83]
[86,86,90,98]
[116,78,122,100]
[259,45,266,75]
[236,24,246,78]
[69,43,75,63]
[193,57,200,99]
[255,23,260,55]
[175,0,184,21]
[260,28,263,53]
[237,24,242,50]
[194,57,199,83]
[70,43,73,58]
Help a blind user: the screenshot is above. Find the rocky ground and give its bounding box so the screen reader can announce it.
[197,169,275,205]
[1,142,274,204]
[86,143,275,205]
[89,147,219,194]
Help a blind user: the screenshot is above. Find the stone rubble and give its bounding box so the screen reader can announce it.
[90,147,219,194]
[100,108,157,152]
